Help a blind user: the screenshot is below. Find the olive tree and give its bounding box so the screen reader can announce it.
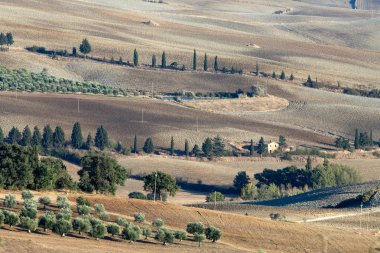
[174,230,187,241]
[4,211,19,228]
[20,216,37,233]
[122,224,141,242]
[38,211,56,232]
[38,196,51,209]
[152,218,164,229]
[90,223,106,240]
[134,212,145,223]
[72,217,91,235]
[21,190,34,200]
[107,223,120,237]
[194,233,205,247]
[142,226,152,239]
[155,227,174,245]
[205,226,222,242]
[77,205,91,215]
[186,222,204,235]
[21,199,38,219]
[54,219,72,237]
[4,194,17,208]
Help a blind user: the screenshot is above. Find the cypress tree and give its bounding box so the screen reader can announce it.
[133,49,139,66]
[192,144,200,157]
[95,126,109,150]
[202,138,213,157]
[143,137,154,154]
[307,75,312,83]
[71,122,83,149]
[42,125,53,149]
[203,53,208,71]
[6,32,14,48]
[306,156,312,171]
[272,72,276,79]
[280,70,285,80]
[7,127,22,144]
[214,56,218,71]
[354,128,359,149]
[152,55,156,67]
[257,137,265,156]
[170,136,174,155]
[133,135,138,154]
[21,125,32,146]
[53,126,65,148]
[185,139,189,157]
[370,130,373,146]
[0,127,4,143]
[193,49,197,70]
[85,133,94,150]
[161,51,166,68]
[249,139,254,156]
[72,47,77,56]
[32,126,41,146]
[255,62,259,76]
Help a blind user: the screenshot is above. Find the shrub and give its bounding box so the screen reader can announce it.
[240,183,257,200]
[155,227,174,245]
[134,212,145,223]
[76,196,91,206]
[38,211,56,232]
[174,230,187,241]
[20,216,37,233]
[142,226,152,239]
[116,217,129,227]
[99,212,110,221]
[205,192,225,202]
[205,226,222,242]
[4,194,17,208]
[152,218,164,228]
[122,224,141,242]
[0,211,4,227]
[107,223,120,237]
[57,195,69,208]
[72,217,91,235]
[21,190,34,200]
[128,192,147,200]
[21,199,38,219]
[94,203,105,213]
[53,219,72,237]
[91,223,106,239]
[269,213,285,221]
[257,184,281,200]
[38,196,51,209]
[186,222,204,235]
[194,233,205,247]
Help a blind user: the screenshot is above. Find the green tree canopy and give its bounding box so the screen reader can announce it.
[143,137,154,154]
[71,122,83,149]
[143,171,179,200]
[53,126,65,148]
[94,126,109,150]
[79,38,92,57]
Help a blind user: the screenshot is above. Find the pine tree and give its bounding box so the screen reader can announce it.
[192,144,200,157]
[354,128,359,149]
[152,55,156,67]
[193,49,197,70]
[143,137,154,154]
[133,135,138,154]
[170,136,174,155]
[72,47,77,56]
[203,53,208,71]
[71,122,83,149]
[6,32,14,48]
[7,126,22,144]
[249,139,254,156]
[257,137,265,156]
[306,156,312,171]
[280,70,285,80]
[214,56,218,71]
[95,126,109,150]
[32,126,41,146]
[42,125,53,149]
[85,133,94,150]
[21,125,32,146]
[185,139,189,157]
[79,38,91,59]
[161,51,166,68]
[202,138,213,157]
[133,49,139,66]
[53,126,65,148]
[255,62,259,76]
[212,135,225,157]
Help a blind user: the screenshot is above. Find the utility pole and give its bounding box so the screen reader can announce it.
[153,172,157,202]
[77,97,80,113]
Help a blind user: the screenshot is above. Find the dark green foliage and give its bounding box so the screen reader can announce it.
[289,73,294,80]
[20,216,37,232]
[34,158,73,190]
[32,126,41,146]
[192,144,200,157]
[205,191,225,202]
[311,164,362,189]
[0,127,4,143]
[72,217,91,234]
[205,226,222,242]
[204,53,208,71]
[79,38,91,57]
[193,49,197,70]
[212,135,225,157]
[152,55,157,67]
[91,223,106,239]
[134,212,145,223]
[0,33,6,48]
[4,210,19,228]
[214,56,218,71]
[85,133,94,150]
[21,199,38,219]
[142,226,152,239]
[77,205,91,215]
[38,196,51,209]
[186,222,204,235]
[133,135,138,154]
[306,156,312,172]
[335,137,350,150]
[233,171,250,191]
[155,227,174,245]
[280,70,285,80]
[4,194,17,208]
[143,137,154,154]
[53,126,65,148]
[21,126,32,146]
[42,125,53,149]
[202,137,213,157]
[38,211,56,231]
[128,192,147,200]
[279,136,286,147]
[71,122,83,149]
[250,139,254,156]
[170,136,174,155]
[307,75,312,83]
[194,233,205,247]
[255,62,259,76]
[143,171,179,200]
[6,32,14,47]
[161,51,166,68]
[54,219,72,236]
[7,126,22,144]
[94,126,109,150]
[107,223,120,237]
[78,154,128,194]
[152,218,164,228]
[76,196,91,206]
[272,72,276,79]
[133,49,139,66]
[174,230,187,241]
[72,47,77,56]
[257,137,265,155]
[184,139,189,156]
[21,190,34,200]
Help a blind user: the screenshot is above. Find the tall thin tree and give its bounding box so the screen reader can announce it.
[193,49,197,70]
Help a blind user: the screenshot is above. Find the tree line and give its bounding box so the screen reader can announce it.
[0,194,221,247]
[0,32,14,50]
[335,128,375,150]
